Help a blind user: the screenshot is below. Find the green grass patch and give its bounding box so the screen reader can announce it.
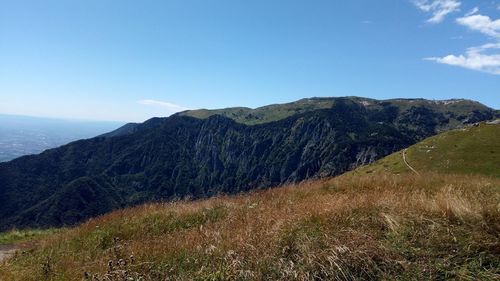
[0,229,63,245]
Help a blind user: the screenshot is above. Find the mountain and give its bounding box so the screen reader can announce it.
[110,97,498,134]
[180,97,498,126]
[0,114,123,162]
[0,97,497,230]
[1,121,499,280]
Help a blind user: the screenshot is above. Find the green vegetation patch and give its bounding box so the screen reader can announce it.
[407,124,500,177]
[0,229,63,245]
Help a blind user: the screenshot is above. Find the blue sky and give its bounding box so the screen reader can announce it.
[0,0,499,122]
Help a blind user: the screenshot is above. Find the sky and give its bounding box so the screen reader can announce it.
[0,0,499,122]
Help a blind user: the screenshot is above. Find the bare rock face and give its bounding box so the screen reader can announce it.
[0,97,496,230]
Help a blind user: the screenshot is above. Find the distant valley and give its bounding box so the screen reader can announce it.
[0,115,123,162]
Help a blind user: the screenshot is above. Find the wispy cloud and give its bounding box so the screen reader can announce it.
[456,14,500,38]
[426,43,500,75]
[138,99,191,112]
[464,7,479,17]
[413,0,461,23]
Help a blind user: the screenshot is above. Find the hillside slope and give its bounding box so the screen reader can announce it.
[0,126,499,280]
[0,97,497,230]
[354,122,500,177]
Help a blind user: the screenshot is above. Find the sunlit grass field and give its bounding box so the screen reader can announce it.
[1,172,499,280]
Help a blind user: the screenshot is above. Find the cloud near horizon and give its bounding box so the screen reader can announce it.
[413,0,461,23]
[138,99,192,113]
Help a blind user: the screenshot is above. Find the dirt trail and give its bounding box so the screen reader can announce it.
[403,149,420,175]
[0,245,17,262]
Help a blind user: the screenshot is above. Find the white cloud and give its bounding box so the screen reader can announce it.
[464,7,479,17]
[426,43,500,75]
[456,14,500,38]
[138,99,191,112]
[413,0,461,23]
[417,2,500,75]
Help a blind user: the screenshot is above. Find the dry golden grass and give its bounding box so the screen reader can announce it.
[1,172,499,280]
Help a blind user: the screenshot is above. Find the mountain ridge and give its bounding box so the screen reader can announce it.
[179,96,497,125]
[104,97,497,136]
[0,96,497,230]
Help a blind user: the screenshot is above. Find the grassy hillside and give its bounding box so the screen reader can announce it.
[0,172,499,280]
[353,122,500,178]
